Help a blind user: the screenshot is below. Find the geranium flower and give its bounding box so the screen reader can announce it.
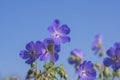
[39,38,60,62]
[77,61,96,80]
[103,42,120,70]
[92,34,103,54]
[48,19,70,44]
[69,49,84,64]
[19,41,42,64]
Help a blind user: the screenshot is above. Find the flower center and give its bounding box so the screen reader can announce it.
[113,55,119,63]
[81,70,87,77]
[30,50,36,58]
[54,31,61,38]
[42,49,49,54]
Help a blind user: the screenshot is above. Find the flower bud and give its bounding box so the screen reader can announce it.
[99,52,104,57]
[99,73,103,80]
[116,70,120,78]
[103,67,110,78]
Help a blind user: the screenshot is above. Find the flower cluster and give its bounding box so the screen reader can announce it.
[68,49,96,80]
[20,19,70,64]
[19,19,120,80]
[19,19,70,80]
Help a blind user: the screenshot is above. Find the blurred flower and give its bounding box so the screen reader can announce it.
[69,49,84,64]
[40,38,60,62]
[92,34,103,54]
[48,19,70,44]
[19,41,42,64]
[77,61,96,80]
[103,42,120,70]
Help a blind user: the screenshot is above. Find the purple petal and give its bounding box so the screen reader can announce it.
[26,41,35,51]
[35,41,42,53]
[54,44,60,52]
[59,24,70,35]
[92,42,99,51]
[103,57,113,67]
[112,62,120,70]
[52,19,60,27]
[39,47,50,61]
[107,47,115,57]
[44,38,54,46]
[53,37,61,44]
[50,53,59,62]
[25,58,35,64]
[95,34,102,41]
[115,48,120,56]
[114,42,120,48]
[48,26,56,34]
[54,53,59,61]
[19,50,30,59]
[71,49,83,59]
[83,61,94,71]
[60,36,70,43]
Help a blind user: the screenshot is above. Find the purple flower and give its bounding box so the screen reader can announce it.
[48,19,70,44]
[71,49,84,59]
[92,34,103,53]
[69,49,84,64]
[103,42,120,70]
[77,61,96,80]
[39,38,60,62]
[19,41,42,64]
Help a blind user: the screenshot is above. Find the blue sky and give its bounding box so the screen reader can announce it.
[0,0,120,80]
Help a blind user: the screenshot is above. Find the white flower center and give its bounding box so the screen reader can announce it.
[81,70,87,77]
[54,31,61,38]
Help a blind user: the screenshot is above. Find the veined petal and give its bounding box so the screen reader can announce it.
[59,24,70,35]
[48,26,56,34]
[26,41,35,51]
[35,41,42,53]
[60,36,70,43]
[19,50,30,59]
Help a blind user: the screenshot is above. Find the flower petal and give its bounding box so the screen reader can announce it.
[60,36,70,43]
[26,41,35,51]
[52,19,60,27]
[35,41,42,53]
[107,47,115,57]
[59,24,70,35]
[54,53,59,61]
[19,50,30,59]
[103,57,113,67]
[44,38,54,46]
[25,58,35,64]
[112,62,120,70]
[115,48,120,56]
[48,26,56,34]
[114,42,120,48]
[54,44,60,52]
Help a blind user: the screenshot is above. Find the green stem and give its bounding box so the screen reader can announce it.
[36,59,39,73]
[51,43,54,64]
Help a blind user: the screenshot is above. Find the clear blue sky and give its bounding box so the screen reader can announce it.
[0,0,120,80]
